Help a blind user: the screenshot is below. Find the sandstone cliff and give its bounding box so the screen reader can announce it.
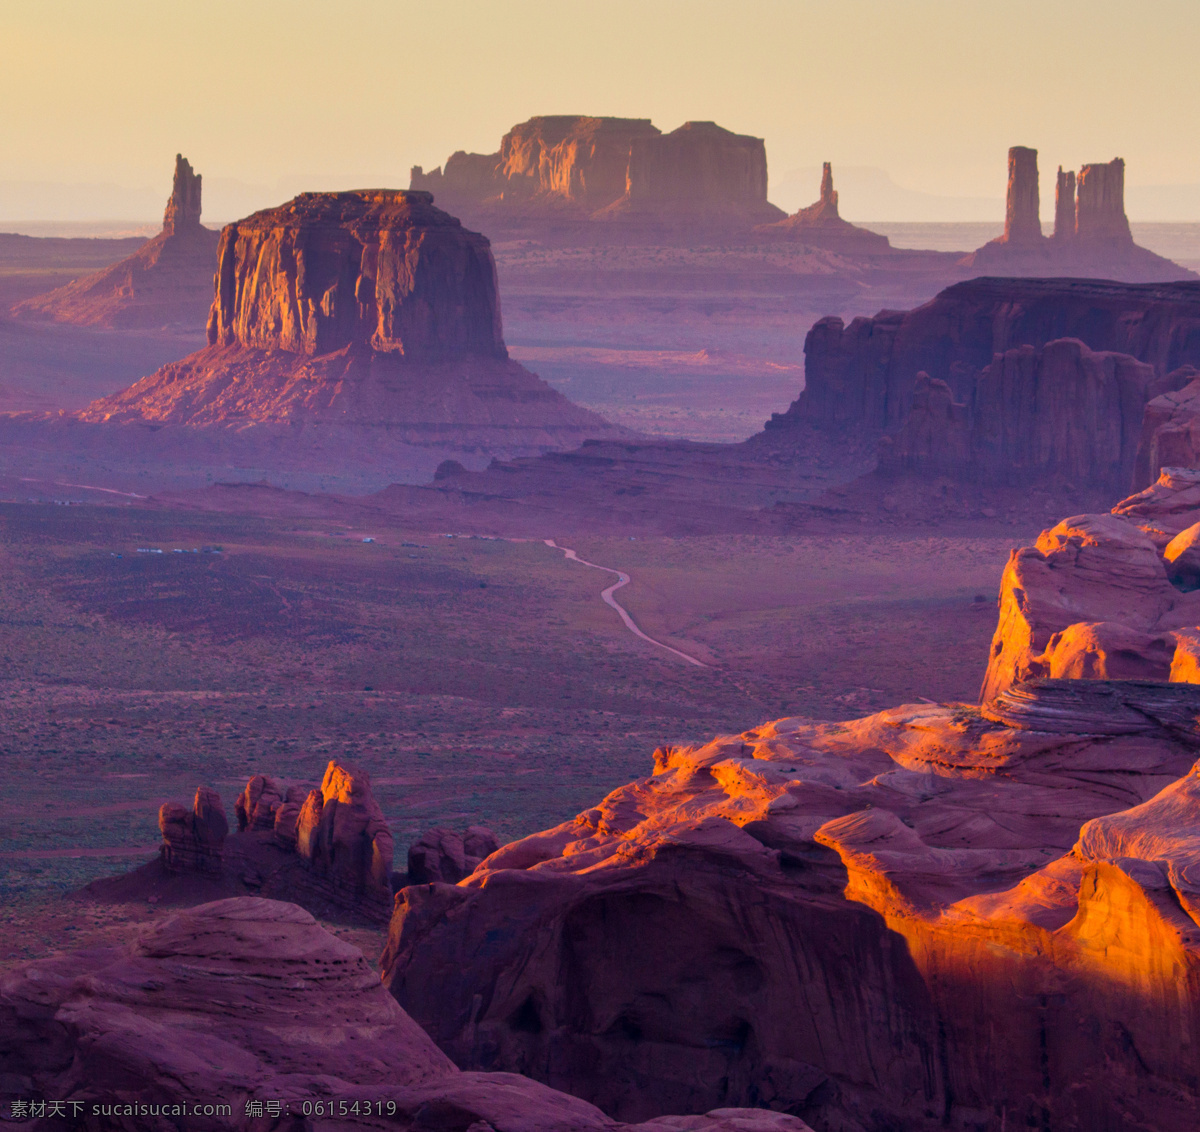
[12,154,219,330]
[779,277,1200,469]
[981,467,1200,699]
[879,337,1191,489]
[382,672,1200,1131]
[410,115,784,232]
[76,190,622,457]
[754,163,891,253]
[0,896,814,1131]
[961,148,1187,281]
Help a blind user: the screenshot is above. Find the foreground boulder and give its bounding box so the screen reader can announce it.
[382,677,1200,1131]
[12,154,219,330]
[0,897,812,1131]
[981,469,1200,699]
[408,824,500,884]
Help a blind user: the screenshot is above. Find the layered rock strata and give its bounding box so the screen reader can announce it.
[981,467,1200,698]
[382,670,1200,1131]
[779,277,1200,485]
[961,148,1185,280]
[879,338,1190,488]
[158,786,228,875]
[0,896,814,1131]
[75,189,619,454]
[755,163,891,253]
[411,115,784,230]
[12,154,219,329]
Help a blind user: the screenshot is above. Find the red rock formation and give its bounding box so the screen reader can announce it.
[1077,158,1134,246]
[75,189,622,455]
[294,759,394,918]
[1002,145,1042,245]
[410,116,784,230]
[598,121,783,224]
[979,470,1200,699]
[1133,372,1200,488]
[158,786,227,875]
[12,154,219,330]
[754,163,891,252]
[407,825,500,884]
[0,896,814,1131]
[205,190,505,360]
[880,337,1180,488]
[381,676,1200,1131]
[1053,166,1076,241]
[960,148,1184,279]
[778,277,1200,438]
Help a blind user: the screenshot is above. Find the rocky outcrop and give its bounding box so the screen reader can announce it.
[0,896,813,1131]
[12,154,219,330]
[980,470,1200,699]
[294,759,394,918]
[75,190,622,454]
[960,147,1187,281]
[754,163,891,253]
[158,786,227,875]
[880,337,1187,489]
[1133,373,1200,488]
[597,122,783,225]
[382,673,1200,1131]
[407,825,500,884]
[204,190,504,360]
[778,276,1200,444]
[1077,158,1134,246]
[410,116,784,231]
[1053,166,1076,240]
[1003,145,1042,246]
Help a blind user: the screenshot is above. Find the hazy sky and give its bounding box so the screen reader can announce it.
[4,0,1199,217]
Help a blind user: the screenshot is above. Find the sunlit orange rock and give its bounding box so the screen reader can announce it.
[981,475,1200,699]
[13,155,219,330]
[382,677,1200,1131]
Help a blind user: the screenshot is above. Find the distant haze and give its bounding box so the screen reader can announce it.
[3,0,1200,223]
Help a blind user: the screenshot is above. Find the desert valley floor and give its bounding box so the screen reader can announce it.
[0,498,1024,967]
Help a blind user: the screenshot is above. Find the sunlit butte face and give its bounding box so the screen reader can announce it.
[2,0,1199,215]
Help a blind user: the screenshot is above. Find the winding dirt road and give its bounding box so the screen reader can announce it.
[544,539,708,667]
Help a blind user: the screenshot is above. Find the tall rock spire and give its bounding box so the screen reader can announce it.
[1053,167,1076,240]
[162,154,203,237]
[1076,158,1133,246]
[1002,146,1041,245]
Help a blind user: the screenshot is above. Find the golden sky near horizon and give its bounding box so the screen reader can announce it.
[2,0,1198,217]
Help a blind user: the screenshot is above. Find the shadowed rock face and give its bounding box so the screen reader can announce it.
[158,786,227,875]
[781,277,1200,439]
[0,896,816,1131]
[11,153,219,330]
[206,190,506,361]
[879,337,1191,489]
[1077,158,1134,246]
[382,663,1200,1131]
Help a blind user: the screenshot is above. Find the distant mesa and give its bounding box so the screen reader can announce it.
[12,154,219,330]
[411,115,785,232]
[78,188,620,456]
[755,162,891,253]
[778,275,1200,491]
[961,146,1192,281]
